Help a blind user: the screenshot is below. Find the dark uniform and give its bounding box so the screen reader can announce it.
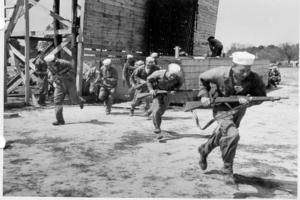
[130,65,160,114]
[198,66,266,173]
[208,38,223,57]
[48,59,84,124]
[268,67,281,88]
[147,70,183,132]
[34,56,48,105]
[97,65,118,114]
[86,65,100,98]
[122,58,136,88]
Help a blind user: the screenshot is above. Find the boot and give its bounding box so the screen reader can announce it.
[52,120,65,126]
[79,97,85,109]
[129,108,134,116]
[221,165,235,185]
[198,144,207,170]
[153,128,161,134]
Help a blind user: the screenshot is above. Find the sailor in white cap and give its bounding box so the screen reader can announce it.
[197,51,266,184]
[45,54,85,125]
[33,42,49,106]
[96,58,118,115]
[146,63,183,134]
[129,59,160,117]
[150,52,160,65]
[122,54,136,90]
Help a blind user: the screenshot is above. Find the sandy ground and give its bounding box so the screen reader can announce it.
[2,68,298,198]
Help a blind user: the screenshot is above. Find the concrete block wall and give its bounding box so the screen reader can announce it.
[193,0,220,56]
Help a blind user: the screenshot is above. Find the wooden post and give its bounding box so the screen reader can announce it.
[53,0,61,58]
[76,0,85,95]
[24,0,30,104]
[72,0,79,94]
[2,0,7,103]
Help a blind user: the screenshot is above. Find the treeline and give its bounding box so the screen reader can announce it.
[227,43,299,64]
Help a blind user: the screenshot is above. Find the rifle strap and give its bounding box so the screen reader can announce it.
[193,103,248,130]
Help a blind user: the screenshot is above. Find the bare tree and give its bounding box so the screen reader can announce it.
[280,43,297,64]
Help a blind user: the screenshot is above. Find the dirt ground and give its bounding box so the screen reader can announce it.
[2,68,298,198]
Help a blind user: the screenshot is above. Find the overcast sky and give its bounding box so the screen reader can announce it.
[11,0,299,51]
[216,0,299,51]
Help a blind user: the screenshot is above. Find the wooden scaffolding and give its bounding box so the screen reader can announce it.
[3,0,85,104]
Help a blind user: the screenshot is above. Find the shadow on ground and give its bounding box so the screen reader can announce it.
[204,170,297,198]
[158,130,210,143]
[234,174,297,198]
[163,116,192,120]
[66,120,113,126]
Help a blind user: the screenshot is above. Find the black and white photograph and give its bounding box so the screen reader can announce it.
[0,0,299,198]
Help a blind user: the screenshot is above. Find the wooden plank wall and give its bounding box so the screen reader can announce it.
[83,0,220,56]
[83,0,147,53]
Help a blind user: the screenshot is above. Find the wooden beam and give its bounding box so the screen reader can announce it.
[7,45,36,94]
[7,78,23,94]
[71,0,78,69]
[46,35,72,56]
[8,48,18,71]
[2,0,7,102]
[28,0,72,28]
[9,44,36,70]
[62,46,72,56]
[4,0,23,41]
[53,0,62,58]
[5,0,41,41]
[24,0,30,104]
[11,29,72,37]
[7,73,21,88]
[7,45,35,94]
[76,0,85,95]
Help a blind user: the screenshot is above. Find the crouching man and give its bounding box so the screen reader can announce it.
[44,54,85,125]
[147,63,183,134]
[197,51,266,184]
[97,59,118,115]
[130,57,160,116]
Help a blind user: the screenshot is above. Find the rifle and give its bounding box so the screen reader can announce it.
[185,95,289,130]
[136,89,200,100]
[133,82,147,90]
[184,96,289,112]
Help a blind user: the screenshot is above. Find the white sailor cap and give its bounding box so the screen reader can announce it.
[127,54,134,59]
[146,56,155,63]
[150,52,158,58]
[44,54,56,62]
[231,51,255,66]
[135,60,145,67]
[168,63,181,75]
[103,58,112,66]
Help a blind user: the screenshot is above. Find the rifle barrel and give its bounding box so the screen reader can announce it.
[214,96,289,103]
